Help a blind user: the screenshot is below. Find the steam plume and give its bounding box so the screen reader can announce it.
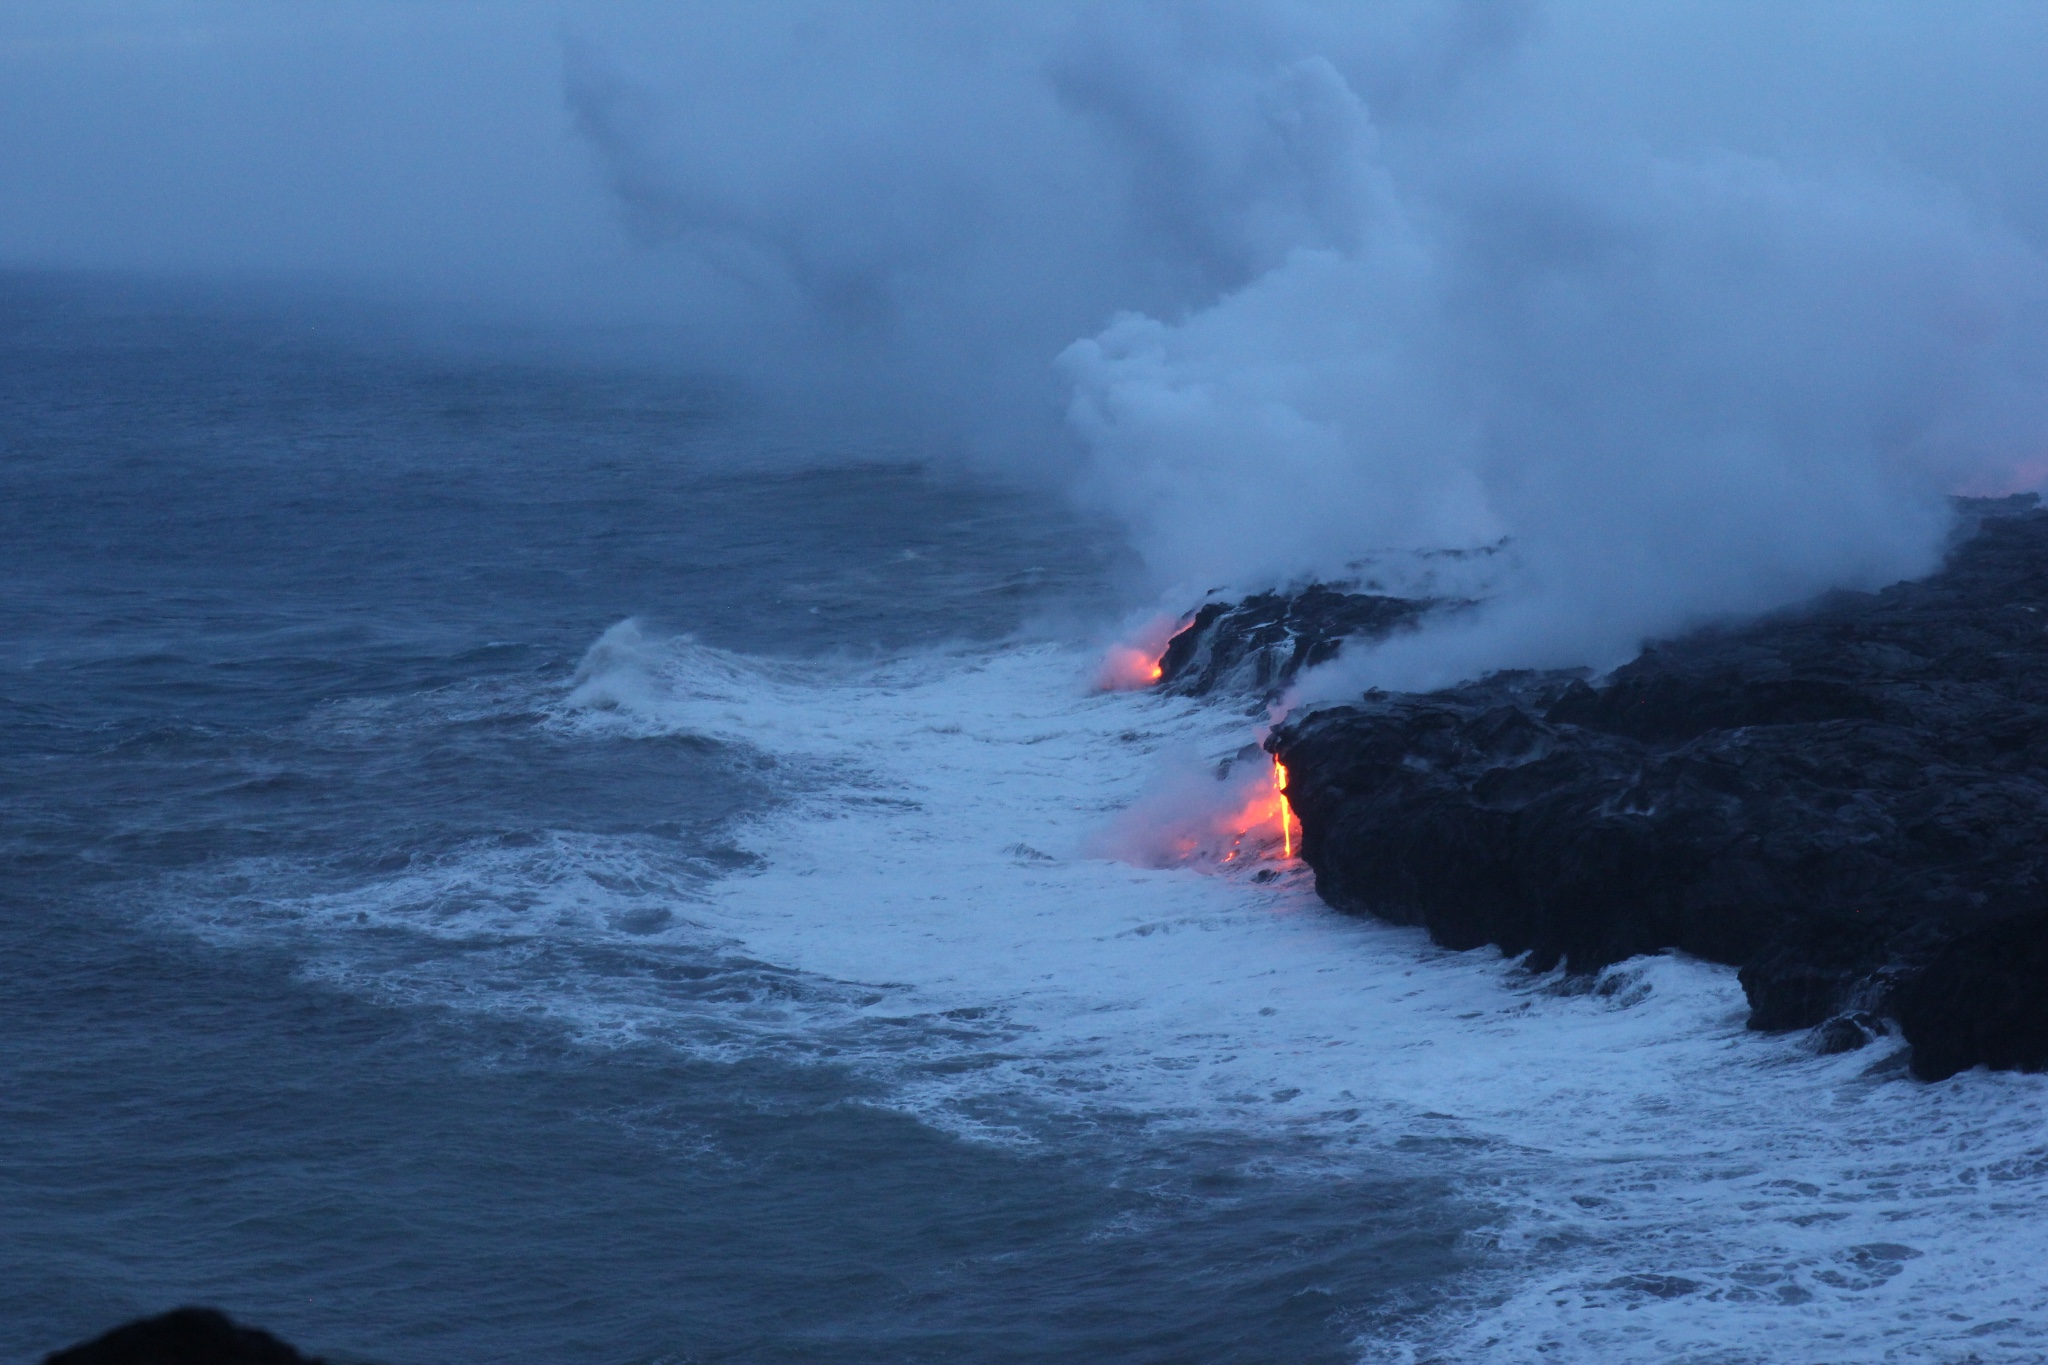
[9,1,2048,681]
[555,1,2048,679]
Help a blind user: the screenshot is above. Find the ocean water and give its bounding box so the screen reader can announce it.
[5,275,2048,1365]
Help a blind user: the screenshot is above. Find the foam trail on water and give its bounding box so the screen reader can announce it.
[550,624,2048,1362]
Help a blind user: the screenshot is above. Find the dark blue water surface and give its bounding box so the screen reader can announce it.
[0,276,1469,1364]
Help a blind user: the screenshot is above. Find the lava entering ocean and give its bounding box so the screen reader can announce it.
[1093,614,1181,691]
[1091,616,1296,868]
[1088,745,1299,871]
[1099,645,1164,690]
[1276,758,1295,860]
[1218,754,1297,865]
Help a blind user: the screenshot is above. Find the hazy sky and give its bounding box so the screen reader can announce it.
[10,1,2048,670]
[6,5,2046,286]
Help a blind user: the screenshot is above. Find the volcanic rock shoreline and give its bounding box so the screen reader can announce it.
[1156,583,1439,699]
[1173,496,2048,1080]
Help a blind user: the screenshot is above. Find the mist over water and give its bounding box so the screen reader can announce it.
[558,2,2048,580]
[11,2,2048,671]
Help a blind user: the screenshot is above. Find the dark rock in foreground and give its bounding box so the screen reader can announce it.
[46,1308,323,1365]
[1157,584,1438,699]
[1264,496,2048,1079]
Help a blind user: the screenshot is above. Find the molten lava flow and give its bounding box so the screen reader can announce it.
[1214,754,1298,864]
[1092,624,1301,865]
[1275,757,1295,859]
[1089,746,1301,869]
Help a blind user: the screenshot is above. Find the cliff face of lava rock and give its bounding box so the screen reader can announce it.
[1156,584,1438,699]
[1261,497,2048,1079]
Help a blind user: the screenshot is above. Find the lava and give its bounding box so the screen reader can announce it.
[1098,644,1165,690]
[1093,614,1181,691]
[1276,757,1295,859]
[1213,753,1299,865]
[1086,744,1301,870]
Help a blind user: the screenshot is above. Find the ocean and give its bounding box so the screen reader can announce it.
[5,274,2047,1365]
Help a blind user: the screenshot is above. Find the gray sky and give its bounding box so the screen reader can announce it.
[0,3,589,285]
[9,4,2047,299]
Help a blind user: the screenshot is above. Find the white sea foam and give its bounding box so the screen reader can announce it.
[549,622,2048,1363]
[162,623,2048,1361]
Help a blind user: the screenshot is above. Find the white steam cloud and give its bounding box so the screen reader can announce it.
[8,1,2048,680]
[1069,142,2048,684]
[556,0,2048,679]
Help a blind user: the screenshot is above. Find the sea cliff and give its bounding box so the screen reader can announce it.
[1171,497,2048,1080]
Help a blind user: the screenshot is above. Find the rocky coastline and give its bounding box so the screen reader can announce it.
[1170,496,2048,1080]
[1155,583,1438,699]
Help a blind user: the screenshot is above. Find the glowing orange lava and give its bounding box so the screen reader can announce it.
[1276,757,1295,859]
[1108,747,1300,870]
[1214,754,1298,864]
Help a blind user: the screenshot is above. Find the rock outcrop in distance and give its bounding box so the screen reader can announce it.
[1202,496,2048,1081]
[1156,584,1439,700]
[45,1307,325,1365]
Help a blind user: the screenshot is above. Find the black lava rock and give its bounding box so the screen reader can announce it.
[1265,497,2048,1079]
[1894,908,2048,1080]
[1156,584,1438,699]
[1811,1011,1889,1056]
[45,1308,322,1365]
